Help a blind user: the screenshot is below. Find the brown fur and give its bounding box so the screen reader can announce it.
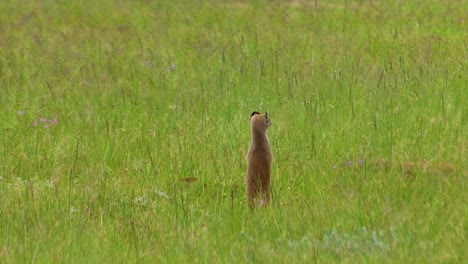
[246,112,272,209]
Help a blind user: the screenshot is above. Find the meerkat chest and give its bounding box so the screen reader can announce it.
[248,141,272,163]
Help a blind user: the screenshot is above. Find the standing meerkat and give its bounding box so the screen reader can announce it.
[246,111,273,208]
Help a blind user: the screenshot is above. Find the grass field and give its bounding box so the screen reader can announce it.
[0,0,466,262]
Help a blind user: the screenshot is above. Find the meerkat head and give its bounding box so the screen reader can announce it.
[250,111,272,133]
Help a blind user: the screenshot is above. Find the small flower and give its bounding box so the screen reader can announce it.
[142,61,153,67]
[358,159,364,165]
[17,111,25,115]
[344,160,353,167]
[166,64,176,71]
[155,189,169,199]
[50,118,58,125]
[44,125,50,129]
[134,195,148,205]
[40,118,47,123]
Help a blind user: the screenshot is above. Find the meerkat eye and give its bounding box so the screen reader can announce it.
[264,113,271,125]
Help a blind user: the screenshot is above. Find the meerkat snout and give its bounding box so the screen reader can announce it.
[246,111,273,209]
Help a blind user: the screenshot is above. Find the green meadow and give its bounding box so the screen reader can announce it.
[0,0,466,262]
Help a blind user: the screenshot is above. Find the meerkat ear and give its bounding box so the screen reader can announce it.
[250,111,260,119]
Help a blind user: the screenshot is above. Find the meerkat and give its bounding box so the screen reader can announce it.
[246,111,273,209]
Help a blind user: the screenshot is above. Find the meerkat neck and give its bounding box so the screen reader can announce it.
[251,129,269,144]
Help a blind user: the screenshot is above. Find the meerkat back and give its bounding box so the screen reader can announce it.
[246,111,272,209]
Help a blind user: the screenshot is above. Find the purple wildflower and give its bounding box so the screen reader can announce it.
[17,111,26,115]
[44,124,50,129]
[40,118,47,123]
[50,118,58,125]
[358,159,364,165]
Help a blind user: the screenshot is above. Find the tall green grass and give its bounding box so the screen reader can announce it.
[1,0,466,262]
